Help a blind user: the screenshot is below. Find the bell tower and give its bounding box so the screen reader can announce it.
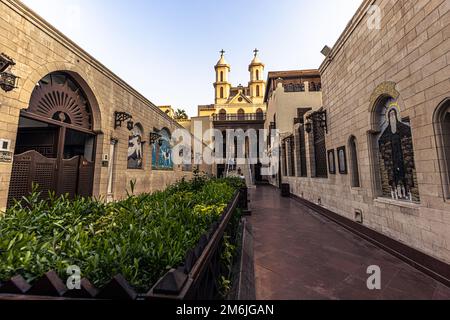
[248,49,265,104]
[214,50,231,104]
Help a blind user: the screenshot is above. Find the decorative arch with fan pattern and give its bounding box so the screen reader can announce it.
[28,72,93,130]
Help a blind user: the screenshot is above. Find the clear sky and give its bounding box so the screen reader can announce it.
[22,0,362,116]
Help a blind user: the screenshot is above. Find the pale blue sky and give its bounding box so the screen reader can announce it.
[22,0,362,116]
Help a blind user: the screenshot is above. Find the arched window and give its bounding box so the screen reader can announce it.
[282,140,288,177]
[237,109,245,120]
[222,131,227,159]
[220,87,224,99]
[256,108,264,120]
[298,126,307,177]
[219,109,226,121]
[373,98,419,202]
[256,70,259,80]
[313,116,328,178]
[288,137,295,176]
[220,71,224,82]
[349,136,360,188]
[434,98,450,198]
[256,85,260,97]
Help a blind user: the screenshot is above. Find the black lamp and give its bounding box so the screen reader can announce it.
[127,120,134,131]
[317,110,328,133]
[114,111,133,129]
[305,119,312,133]
[0,53,18,92]
[0,70,18,92]
[149,131,162,145]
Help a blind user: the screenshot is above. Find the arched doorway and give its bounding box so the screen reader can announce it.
[7,72,97,207]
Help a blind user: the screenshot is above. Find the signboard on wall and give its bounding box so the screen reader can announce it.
[0,151,13,163]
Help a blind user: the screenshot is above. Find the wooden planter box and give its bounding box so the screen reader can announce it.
[0,191,244,301]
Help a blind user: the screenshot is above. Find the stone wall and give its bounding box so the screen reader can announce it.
[0,0,211,210]
[283,0,450,263]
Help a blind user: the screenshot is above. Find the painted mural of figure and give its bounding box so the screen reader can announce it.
[378,107,417,201]
[128,126,143,169]
[152,129,173,170]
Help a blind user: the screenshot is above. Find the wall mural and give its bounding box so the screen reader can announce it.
[152,128,173,170]
[128,124,144,169]
[377,99,419,202]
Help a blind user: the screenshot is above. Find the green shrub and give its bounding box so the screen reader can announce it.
[0,177,241,292]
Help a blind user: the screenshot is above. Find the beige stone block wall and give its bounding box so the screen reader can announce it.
[0,0,211,210]
[281,0,450,263]
[266,83,322,134]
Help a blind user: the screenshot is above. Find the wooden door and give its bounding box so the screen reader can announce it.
[77,156,94,198]
[7,151,57,207]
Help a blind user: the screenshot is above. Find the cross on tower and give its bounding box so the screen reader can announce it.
[220,49,225,56]
[253,48,259,56]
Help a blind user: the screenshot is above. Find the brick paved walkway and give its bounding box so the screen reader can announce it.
[248,186,450,300]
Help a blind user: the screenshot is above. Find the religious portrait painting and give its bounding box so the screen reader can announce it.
[377,100,419,202]
[128,124,144,169]
[152,128,173,170]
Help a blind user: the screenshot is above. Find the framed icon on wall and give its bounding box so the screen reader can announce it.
[337,146,348,174]
[328,149,336,175]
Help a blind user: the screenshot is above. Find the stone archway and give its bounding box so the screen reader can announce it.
[7,71,98,207]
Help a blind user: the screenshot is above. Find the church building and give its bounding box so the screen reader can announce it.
[195,50,268,183]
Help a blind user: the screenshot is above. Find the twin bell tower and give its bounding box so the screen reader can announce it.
[214,49,266,105]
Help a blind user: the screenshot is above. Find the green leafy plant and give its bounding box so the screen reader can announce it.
[0,177,241,292]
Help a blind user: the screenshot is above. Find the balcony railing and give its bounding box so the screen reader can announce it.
[213,113,266,122]
[283,82,322,93]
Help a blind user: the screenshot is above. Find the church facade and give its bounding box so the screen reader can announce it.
[194,51,268,181]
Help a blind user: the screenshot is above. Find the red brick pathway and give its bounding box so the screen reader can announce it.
[249,186,450,300]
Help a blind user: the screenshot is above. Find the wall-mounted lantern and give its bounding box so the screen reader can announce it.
[305,119,313,134]
[317,110,328,134]
[305,110,328,134]
[127,120,134,131]
[0,53,18,92]
[114,111,133,129]
[149,131,162,145]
